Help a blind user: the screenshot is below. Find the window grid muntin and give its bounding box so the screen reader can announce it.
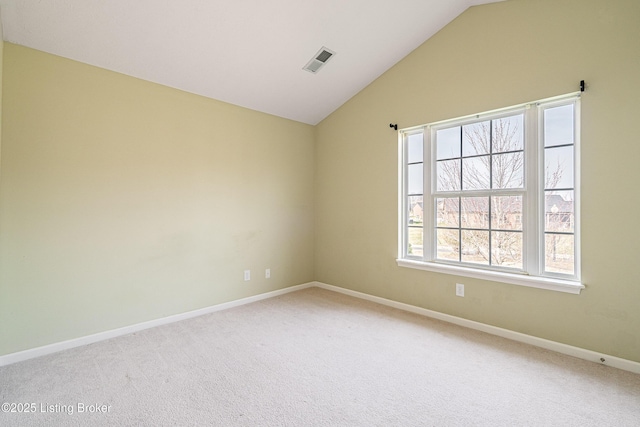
[434,192,525,270]
[435,119,525,194]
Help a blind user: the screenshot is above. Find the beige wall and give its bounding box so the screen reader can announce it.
[0,44,315,355]
[316,0,640,362]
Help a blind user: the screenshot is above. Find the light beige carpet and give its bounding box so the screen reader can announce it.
[1,287,639,426]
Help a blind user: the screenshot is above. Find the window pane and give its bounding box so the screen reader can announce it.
[408,227,423,258]
[407,133,423,164]
[492,152,524,189]
[437,159,460,191]
[491,196,523,231]
[436,127,461,160]
[545,234,574,275]
[461,197,489,229]
[437,229,459,261]
[545,145,574,189]
[545,191,574,232]
[462,121,490,157]
[461,230,489,265]
[491,231,523,269]
[462,156,490,190]
[436,197,459,227]
[492,114,524,153]
[544,104,574,147]
[408,195,424,226]
[408,163,423,195]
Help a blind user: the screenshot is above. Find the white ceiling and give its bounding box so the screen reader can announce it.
[0,0,503,125]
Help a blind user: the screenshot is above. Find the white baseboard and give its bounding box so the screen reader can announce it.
[0,282,315,367]
[313,281,640,375]
[2,280,639,375]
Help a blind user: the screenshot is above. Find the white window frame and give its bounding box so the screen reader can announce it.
[397,94,584,294]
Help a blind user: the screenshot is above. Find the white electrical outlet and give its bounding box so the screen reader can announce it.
[244,270,251,281]
[456,283,465,297]
[265,268,271,279]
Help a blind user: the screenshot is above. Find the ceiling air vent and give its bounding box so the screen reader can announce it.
[303,47,336,74]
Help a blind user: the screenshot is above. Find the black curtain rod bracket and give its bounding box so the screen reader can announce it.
[580,80,585,92]
[389,123,398,131]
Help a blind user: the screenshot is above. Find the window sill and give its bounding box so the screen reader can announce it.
[396,259,584,294]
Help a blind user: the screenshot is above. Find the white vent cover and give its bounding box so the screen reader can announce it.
[303,47,336,73]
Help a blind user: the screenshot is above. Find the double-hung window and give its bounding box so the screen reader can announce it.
[398,94,583,294]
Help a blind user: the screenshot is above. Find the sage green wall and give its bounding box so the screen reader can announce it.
[0,43,315,356]
[316,0,640,362]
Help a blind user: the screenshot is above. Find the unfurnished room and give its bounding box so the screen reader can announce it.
[0,0,639,425]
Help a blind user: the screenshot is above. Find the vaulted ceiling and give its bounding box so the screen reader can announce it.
[0,0,503,125]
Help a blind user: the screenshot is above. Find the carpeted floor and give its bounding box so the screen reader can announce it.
[1,287,639,426]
